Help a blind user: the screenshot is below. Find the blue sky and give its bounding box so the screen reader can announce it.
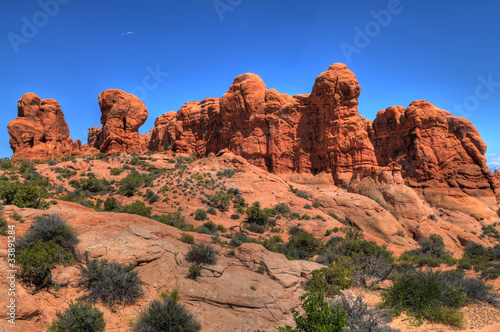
[1,0,499,169]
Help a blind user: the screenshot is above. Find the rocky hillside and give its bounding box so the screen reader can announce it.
[3,62,500,331]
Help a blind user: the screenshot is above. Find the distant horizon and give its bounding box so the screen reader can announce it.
[2,0,499,170]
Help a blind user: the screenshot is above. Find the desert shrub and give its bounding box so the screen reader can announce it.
[457,241,500,278]
[119,200,152,218]
[155,212,192,231]
[246,202,269,226]
[288,225,305,235]
[194,209,208,221]
[274,230,323,260]
[110,167,121,176]
[0,181,48,209]
[48,301,106,332]
[306,264,353,296]
[79,175,110,194]
[206,207,217,215]
[0,218,7,236]
[195,222,218,235]
[229,232,253,247]
[382,269,476,326]
[188,263,203,280]
[334,295,400,332]
[400,234,456,267]
[230,213,240,220]
[278,291,347,332]
[275,202,291,215]
[289,212,300,220]
[185,243,219,265]
[0,157,12,170]
[180,234,195,245]
[77,259,143,307]
[119,172,146,197]
[288,185,309,199]
[103,196,118,211]
[341,226,364,241]
[217,168,236,178]
[18,240,74,289]
[304,204,312,210]
[133,297,201,332]
[317,237,394,287]
[17,214,78,252]
[208,191,231,211]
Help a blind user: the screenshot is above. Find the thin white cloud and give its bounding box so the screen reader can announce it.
[487,157,500,170]
[121,31,135,36]
[487,153,497,156]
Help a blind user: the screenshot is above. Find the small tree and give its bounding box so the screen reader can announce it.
[246,202,269,226]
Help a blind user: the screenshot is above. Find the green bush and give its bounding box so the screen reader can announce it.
[275,230,323,260]
[188,263,203,280]
[208,191,230,211]
[119,172,146,197]
[134,297,201,332]
[181,233,195,244]
[18,241,74,289]
[79,175,111,194]
[155,212,192,231]
[17,214,78,252]
[400,234,456,267]
[77,259,143,307]
[110,167,122,176]
[103,196,118,211]
[306,264,353,296]
[185,243,219,265]
[382,270,469,326]
[119,200,152,218]
[0,181,48,209]
[317,237,394,287]
[194,209,208,221]
[278,291,347,332]
[246,201,269,226]
[48,301,106,332]
[275,203,291,215]
[230,214,240,220]
[0,218,7,236]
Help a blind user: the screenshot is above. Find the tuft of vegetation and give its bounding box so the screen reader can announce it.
[185,243,219,265]
[133,297,201,332]
[278,291,347,332]
[17,214,78,253]
[399,234,457,267]
[48,301,106,332]
[77,259,144,308]
[194,209,208,221]
[119,200,152,218]
[17,240,74,289]
[155,212,192,231]
[382,269,497,326]
[0,181,49,209]
[306,264,353,296]
[0,217,8,236]
[180,233,195,244]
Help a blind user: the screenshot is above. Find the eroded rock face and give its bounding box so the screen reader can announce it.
[149,64,499,205]
[150,64,378,183]
[89,89,149,154]
[8,93,81,159]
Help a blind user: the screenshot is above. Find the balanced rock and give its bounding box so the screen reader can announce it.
[89,89,149,154]
[8,93,81,159]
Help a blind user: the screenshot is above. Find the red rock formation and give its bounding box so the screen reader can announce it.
[8,93,81,159]
[495,169,500,180]
[150,64,378,184]
[89,89,149,154]
[149,63,500,205]
[371,101,500,196]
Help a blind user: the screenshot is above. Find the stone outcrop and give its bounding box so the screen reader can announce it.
[7,93,81,159]
[149,64,378,182]
[149,64,500,203]
[88,89,149,154]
